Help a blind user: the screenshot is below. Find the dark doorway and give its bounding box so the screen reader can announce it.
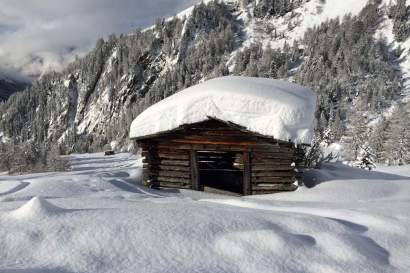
[197,151,244,195]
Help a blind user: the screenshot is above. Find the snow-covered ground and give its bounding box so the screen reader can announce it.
[0,153,409,273]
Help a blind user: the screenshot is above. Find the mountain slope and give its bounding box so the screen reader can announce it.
[0,0,409,168]
[0,75,27,101]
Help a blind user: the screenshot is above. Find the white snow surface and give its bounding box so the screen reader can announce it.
[0,153,410,273]
[130,76,316,144]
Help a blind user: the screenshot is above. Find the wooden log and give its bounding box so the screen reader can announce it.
[156,165,190,172]
[251,144,295,152]
[156,176,191,184]
[159,141,293,153]
[154,148,189,154]
[182,135,258,142]
[161,160,190,166]
[252,161,293,167]
[251,159,295,165]
[252,183,298,192]
[252,175,296,183]
[190,150,199,191]
[243,151,251,195]
[171,138,258,146]
[195,130,256,137]
[252,148,294,155]
[252,154,295,163]
[158,182,192,189]
[251,165,294,171]
[251,171,295,177]
[143,158,190,167]
[157,143,193,150]
[252,177,295,183]
[150,170,190,179]
[142,152,189,160]
[251,153,295,160]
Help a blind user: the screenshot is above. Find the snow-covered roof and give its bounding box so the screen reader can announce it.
[130,76,316,144]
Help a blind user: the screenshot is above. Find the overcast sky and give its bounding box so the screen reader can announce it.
[0,0,199,81]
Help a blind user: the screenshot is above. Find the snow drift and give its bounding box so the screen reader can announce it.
[130,76,316,144]
[7,196,67,219]
[0,153,409,273]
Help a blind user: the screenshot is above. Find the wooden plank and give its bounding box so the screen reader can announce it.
[159,159,190,166]
[251,159,294,165]
[251,171,295,177]
[252,184,298,191]
[171,139,258,146]
[243,151,251,195]
[252,152,295,157]
[181,135,259,143]
[190,150,199,191]
[158,182,192,189]
[156,148,190,154]
[164,140,293,153]
[252,177,295,183]
[156,165,190,172]
[142,152,189,160]
[156,143,245,152]
[143,159,190,167]
[157,176,191,184]
[195,130,256,137]
[157,143,192,150]
[251,165,294,171]
[252,161,294,166]
[251,148,294,155]
[152,170,190,178]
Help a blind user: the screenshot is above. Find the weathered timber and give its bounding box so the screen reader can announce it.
[170,139,258,146]
[252,152,294,157]
[142,152,189,160]
[251,165,295,171]
[190,150,199,190]
[252,184,298,192]
[251,149,294,155]
[158,182,192,189]
[251,171,295,177]
[156,176,191,184]
[156,143,293,153]
[149,170,190,179]
[155,165,190,172]
[252,177,295,183]
[243,151,251,195]
[134,118,305,195]
[143,158,190,167]
[251,159,294,165]
[182,135,260,142]
[194,130,258,137]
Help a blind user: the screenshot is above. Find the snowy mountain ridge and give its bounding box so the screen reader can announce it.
[0,0,410,167]
[0,74,28,101]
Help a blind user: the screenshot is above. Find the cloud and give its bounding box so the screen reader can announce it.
[0,0,199,81]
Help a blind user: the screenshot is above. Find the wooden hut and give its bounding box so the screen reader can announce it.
[130,76,316,195]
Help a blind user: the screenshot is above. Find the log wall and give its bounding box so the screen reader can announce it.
[138,119,304,195]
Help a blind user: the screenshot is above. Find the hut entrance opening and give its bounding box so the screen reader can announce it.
[197,151,244,195]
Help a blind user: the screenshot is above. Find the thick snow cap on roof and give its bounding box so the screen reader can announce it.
[130,76,316,144]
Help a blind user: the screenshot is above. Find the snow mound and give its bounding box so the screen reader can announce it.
[130,76,316,144]
[8,196,66,219]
